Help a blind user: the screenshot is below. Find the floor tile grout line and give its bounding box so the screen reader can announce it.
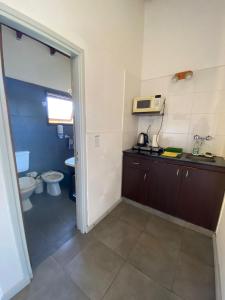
[50,254,92,299]
[63,237,125,300]
[61,236,98,272]
[63,263,91,300]
[100,260,127,300]
[125,229,145,262]
[92,215,145,262]
[125,221,184,295]
[126,261,184,299]
[179,227,215,268]
[170,238,183,295]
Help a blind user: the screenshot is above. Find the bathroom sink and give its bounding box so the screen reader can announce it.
[65,157,75,167]
[184,154,215,163]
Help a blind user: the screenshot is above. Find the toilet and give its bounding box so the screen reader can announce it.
[41,171,64,196]
[15,151,36,212]
[19,176,36,211]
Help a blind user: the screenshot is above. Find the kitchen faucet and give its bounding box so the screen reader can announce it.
[192,135,213,156]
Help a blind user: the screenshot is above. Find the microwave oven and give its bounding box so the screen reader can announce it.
[132,95,164,114]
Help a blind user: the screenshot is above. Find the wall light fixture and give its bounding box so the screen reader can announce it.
[172,70,193,82]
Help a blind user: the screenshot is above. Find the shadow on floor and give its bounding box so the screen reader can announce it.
[23,187,76,268]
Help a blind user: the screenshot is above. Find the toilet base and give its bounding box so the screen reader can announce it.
[22,198,33,212]
[47,182,61,196]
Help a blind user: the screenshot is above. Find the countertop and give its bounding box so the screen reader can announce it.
[123,149,225,169]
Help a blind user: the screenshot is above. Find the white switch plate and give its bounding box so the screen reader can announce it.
[94,135,100,148]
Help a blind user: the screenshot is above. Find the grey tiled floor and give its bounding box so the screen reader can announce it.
[14,201,215,300]
[23,188,76,268]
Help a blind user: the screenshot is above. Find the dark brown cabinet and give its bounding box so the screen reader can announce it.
[122,156,149,205]
[122,152,225,231]
[147,161,181,216]
[177,167,225,230]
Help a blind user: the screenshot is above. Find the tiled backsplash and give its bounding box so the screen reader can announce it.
[138,66,225,157]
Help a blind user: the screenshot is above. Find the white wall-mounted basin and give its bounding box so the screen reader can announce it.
[65,157,75,167]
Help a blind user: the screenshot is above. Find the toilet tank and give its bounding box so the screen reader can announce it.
[15,151,30,173]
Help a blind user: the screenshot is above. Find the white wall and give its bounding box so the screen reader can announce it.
[0,0,144,224]
[122,71,140,150]
[2,26,71,91]
[0,1,144,298]
[139,0,225,157]
[0,159,25,299]
[142,0,225,80]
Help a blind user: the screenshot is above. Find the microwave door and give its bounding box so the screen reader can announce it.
[137,99,151,109]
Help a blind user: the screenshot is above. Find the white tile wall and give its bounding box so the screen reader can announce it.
[138,66,225,157]
[122,71,140,150]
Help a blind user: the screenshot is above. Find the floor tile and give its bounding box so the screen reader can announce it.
[31,272,89,300]
[14,198,216,300]
[65,240,124,300]
[13,260,88,300]
[98,202,127,226]
[181,229,214,266]
[12,256,64,299]
[119,202,149,230]
[24,188,76,268]
[93,218,141,258]
[30,256,64,292]
[53,231,94,267]
[173,252,215,300]
[103,263,182,300]
[145,215,183,250]
[110,201,127,218]
[129,232,179,289]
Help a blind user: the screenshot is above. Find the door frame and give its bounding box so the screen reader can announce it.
[0,2,87,293]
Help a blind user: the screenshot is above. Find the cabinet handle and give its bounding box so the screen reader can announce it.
[144,173,147,181]
[185,170,189,178]
[176,169,180,176]
[133,162,140,165]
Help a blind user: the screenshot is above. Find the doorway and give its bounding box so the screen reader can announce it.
[0,6,87,287]
[2,23,79,268]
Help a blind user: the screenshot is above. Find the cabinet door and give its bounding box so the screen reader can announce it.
[147,161,182,216]
[177,167,225,231]
[122,158,149,205]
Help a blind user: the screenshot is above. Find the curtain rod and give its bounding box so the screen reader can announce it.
[2,23,71,59]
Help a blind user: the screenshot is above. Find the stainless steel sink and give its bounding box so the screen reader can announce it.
[184,154,215,163]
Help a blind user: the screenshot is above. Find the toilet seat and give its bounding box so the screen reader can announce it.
[18,177,36,211]
[41,171,64,183]
[19,176,36,192]
[41,171,64,196]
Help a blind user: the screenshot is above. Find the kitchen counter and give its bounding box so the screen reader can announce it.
[122,149,225,230]
[123,149,225,170]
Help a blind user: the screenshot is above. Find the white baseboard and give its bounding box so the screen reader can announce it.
[2,276,30,300]
[86,198,122,233]
[123,197,213,237]
[213,234,222,300]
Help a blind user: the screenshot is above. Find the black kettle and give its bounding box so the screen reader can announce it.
[137,132,149,146]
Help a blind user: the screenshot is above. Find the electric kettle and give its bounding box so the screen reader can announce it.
[137,133,149,146]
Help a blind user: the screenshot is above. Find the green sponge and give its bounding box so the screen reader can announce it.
[164,147,183,154]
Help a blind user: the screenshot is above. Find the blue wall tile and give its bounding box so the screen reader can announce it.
[5,77,74,184]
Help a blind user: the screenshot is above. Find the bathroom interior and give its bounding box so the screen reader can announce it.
[2,25,77,268]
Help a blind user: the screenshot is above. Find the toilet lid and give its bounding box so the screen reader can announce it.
[19,177,36,192]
